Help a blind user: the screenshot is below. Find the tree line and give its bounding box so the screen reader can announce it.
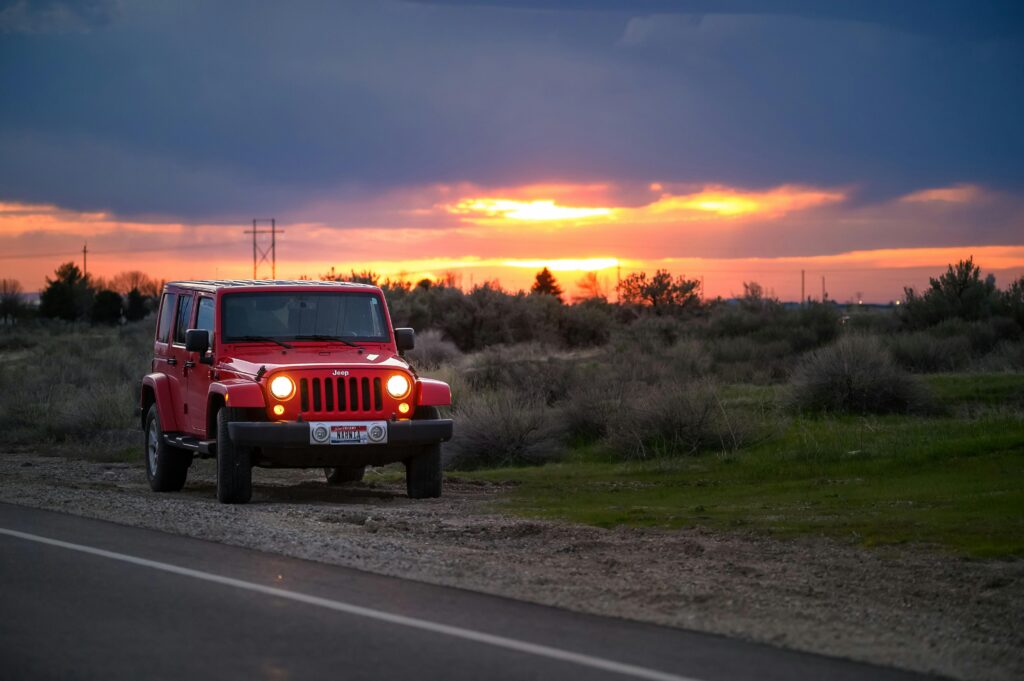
[4,259,1023,350]
[1,264,162,325]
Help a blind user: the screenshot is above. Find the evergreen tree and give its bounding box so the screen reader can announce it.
[39,262,93,321]
[92,289,124,324]
[124,288,149,321]
[531,267,563,300]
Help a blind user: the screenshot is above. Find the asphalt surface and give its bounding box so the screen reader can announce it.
[0,503,941,681]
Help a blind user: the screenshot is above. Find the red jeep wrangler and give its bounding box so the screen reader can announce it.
[139,280,453,503]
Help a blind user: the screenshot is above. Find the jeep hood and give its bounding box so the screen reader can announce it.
[218,346,411,378]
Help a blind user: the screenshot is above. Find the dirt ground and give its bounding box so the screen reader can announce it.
[0,452,1021,681]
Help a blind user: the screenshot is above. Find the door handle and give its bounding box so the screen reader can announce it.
[166,357,177,366]
[184,360,196,369]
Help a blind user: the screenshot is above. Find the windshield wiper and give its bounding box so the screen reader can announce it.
[290,334,361,349]
[230,335,294,349]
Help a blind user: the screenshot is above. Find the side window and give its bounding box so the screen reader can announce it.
[156,293,176,343]
[196,297,215,341]
[173,294,193,345]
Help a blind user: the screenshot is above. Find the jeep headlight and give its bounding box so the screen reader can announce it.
[386,374,411,399]
[270,375,295,400]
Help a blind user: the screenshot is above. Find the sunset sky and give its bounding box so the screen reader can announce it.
[2,1,1023,301]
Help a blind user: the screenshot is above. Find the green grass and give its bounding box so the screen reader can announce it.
[925,372,1024,407]
[459,377,1024,557]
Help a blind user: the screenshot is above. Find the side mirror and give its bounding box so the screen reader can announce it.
[394,327,415,352]
[185,329,211,362]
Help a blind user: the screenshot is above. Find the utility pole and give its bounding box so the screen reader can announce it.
[800,269,805,306]
[700,275,705,301]
[82,243,88,280]
[821,275,827,302]
[243,219,282,279]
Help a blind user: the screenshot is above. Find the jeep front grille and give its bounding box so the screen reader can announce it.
[299,376,383,414]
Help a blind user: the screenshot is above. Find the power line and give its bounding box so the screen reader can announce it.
[0,240,240,261]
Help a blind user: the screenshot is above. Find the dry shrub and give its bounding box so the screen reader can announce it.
[664,338,713,377]
[788,335,933,414]
[887,332,971,373]
[444,389,564,470]
[611,316,687,353]
[560,373,627,442]
[560,301,614,348]
[0,321,152,456]
[972,340,1024,371]
[708,337,793,384]
[603,381,750,459]
[463,343,577,404]
[405,328,462,370]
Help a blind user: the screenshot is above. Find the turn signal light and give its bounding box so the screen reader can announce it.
[398,402,411,415]
[272,404,285,416]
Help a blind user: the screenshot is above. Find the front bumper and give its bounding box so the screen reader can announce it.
[228,419,453,449]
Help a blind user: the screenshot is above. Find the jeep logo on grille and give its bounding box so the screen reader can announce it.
[332,369,350,376]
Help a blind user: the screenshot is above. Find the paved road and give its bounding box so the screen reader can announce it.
[0,503,939,681]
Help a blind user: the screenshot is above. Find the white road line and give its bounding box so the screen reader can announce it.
[0,526,705,681]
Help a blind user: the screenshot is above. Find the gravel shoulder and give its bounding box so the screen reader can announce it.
[1,452,1021,681]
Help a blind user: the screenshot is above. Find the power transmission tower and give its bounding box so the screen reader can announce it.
[82,242,88,280]
[243,219,282,279]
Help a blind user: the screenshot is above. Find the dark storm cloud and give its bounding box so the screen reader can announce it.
[0,0,1022,220]
[415,1,1024,40]
[0,0,117,33]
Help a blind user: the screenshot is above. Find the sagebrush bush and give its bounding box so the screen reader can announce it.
[663,338,713,377]
[708,337,793,384]
[611,315,687,352]
[603,381,747,459]
[559,300,614,348]
[444,389,564,469]
[972,340,1024,372]
[788,335,933,414]
[405,329,462,370]
[0,320,152,456]
[886,332,971,373]
[463,344,578,404]
[559,372,627,442]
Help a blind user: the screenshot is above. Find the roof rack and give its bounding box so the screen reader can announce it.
[165,279,378,292]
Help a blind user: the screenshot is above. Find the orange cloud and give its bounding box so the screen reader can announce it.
[901,184,985,204]
[643,185,846,218]
[442,183,846,226]
[448,198,614,223]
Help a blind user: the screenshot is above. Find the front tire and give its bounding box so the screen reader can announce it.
[216,408,252,504]
[405,406,443,499]
[144,405,190,492]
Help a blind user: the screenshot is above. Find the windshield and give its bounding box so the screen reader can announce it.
[222,292,389,343]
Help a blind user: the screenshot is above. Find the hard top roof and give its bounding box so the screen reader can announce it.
[165,279,379,294]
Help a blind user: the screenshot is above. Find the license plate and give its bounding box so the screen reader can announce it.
[310,420,388,446]
[330,425,367,445]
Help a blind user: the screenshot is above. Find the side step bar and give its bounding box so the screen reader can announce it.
[163,434,217,457]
